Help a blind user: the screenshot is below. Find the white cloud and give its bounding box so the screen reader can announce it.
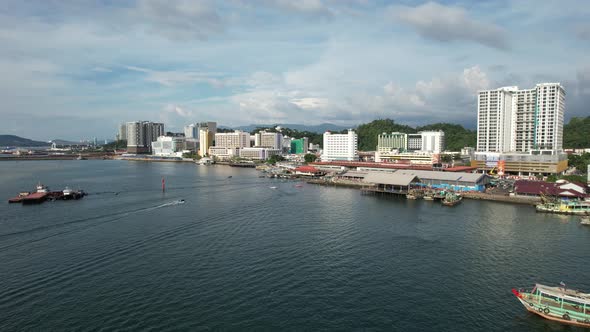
[390,2,509,50]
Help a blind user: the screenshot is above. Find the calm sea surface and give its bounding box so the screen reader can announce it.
[1,160,589,331]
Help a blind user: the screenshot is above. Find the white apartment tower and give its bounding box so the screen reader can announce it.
[477,83,565,153]
[322,130,358,161]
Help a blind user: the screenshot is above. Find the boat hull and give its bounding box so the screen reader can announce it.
[516,296,590,328]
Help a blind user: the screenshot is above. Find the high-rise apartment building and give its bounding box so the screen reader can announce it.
[126,121,164,153]
[477,83,565,153]
[321,130,358,161]
[290,138,309,154]
[214,131,250,148]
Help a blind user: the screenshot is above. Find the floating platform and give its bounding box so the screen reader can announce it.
[8,190,85,204]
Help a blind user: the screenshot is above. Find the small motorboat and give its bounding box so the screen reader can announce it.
[269,186,277,189]
[227,176,233,179]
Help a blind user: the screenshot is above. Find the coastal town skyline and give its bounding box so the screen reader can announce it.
[2,1,589,140]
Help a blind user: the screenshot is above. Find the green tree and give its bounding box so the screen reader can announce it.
[266,154,285,164]
[546,174,558,182]
[304,153,318,163]
[440,154,452,163]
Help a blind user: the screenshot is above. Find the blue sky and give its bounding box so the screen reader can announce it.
[1,0,589,140]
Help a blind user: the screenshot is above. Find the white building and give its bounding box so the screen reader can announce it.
[151,136,185,157]
[209,146,239,161]
[255,131,283,150]
[117,123,127,141]
[420,131,445,153]
[321,130,358,161]
[184,124,197,139]
[214,131,250,148]
[477,83,565,153]
[239,147,281,160]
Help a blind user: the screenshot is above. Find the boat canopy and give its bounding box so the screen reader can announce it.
[536,283,590,305]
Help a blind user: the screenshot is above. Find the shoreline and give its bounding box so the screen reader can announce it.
[306,179,541,206]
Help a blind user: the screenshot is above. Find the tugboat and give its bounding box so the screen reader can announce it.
[442,192,462,206]
[512,283,590,328]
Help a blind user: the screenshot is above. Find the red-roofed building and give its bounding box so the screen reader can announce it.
[513,180,587,199]
[294,166,324,177]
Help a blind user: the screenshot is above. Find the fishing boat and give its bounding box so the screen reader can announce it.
[406,194,417,200]
[512,284,590,328]
[536,200,590,216]
[423,194,434,201]
[442,192,462,206]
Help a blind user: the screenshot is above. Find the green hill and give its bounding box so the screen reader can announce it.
[563,116,590,148]
[354,119,475,151]
[0,135,49,147]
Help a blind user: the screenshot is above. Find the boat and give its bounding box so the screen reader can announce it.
[269,186,277,189]
[197,157,213,165]
[406,194,417,200]
[76,154,87,160]
[442,192,462,206]
[36,183,49,193]
[295,184,304,188]
[423,194,434,201]
[581,218,590,226]
[60,186,85,200]
[512,283,590,328]
[536,200,590,216]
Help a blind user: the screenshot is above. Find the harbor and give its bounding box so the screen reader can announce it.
[2,160,589,331]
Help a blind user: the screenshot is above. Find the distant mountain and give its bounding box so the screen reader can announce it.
[230,123,349,133]
[0,135,49,147]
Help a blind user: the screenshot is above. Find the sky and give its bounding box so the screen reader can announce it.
[1,0,589,141]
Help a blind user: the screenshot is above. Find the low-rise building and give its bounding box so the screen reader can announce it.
[472,150,568,176]
[209,147,239,161]
[375,151,438,165]
[513,180,587,199]
[239,147,281,160]
[151,136,185,157]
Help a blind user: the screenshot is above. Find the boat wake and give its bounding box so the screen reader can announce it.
[154,200,185,208]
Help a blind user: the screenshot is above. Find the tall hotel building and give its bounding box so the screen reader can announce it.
[477,83,565,153]
[474,83,567,175]
[321,130,358,161]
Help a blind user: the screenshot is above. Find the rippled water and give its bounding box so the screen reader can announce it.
[1,160,589,331]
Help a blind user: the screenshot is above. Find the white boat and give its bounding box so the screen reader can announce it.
[63,186,74,196]
[36,183,49,193]
[269,186,277,189]
[581,218,590,226]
